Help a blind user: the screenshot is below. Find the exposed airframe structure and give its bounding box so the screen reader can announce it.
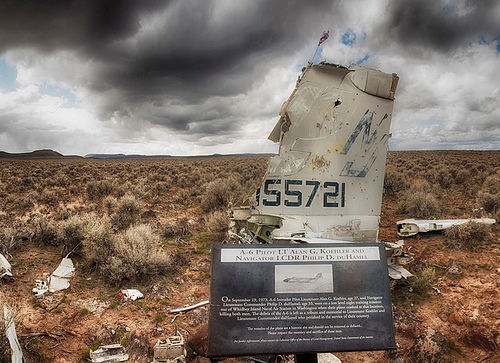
[230,61,412,279]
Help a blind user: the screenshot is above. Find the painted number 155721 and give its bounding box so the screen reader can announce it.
[256,179,346,208]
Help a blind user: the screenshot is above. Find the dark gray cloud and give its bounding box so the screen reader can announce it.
[0,0,499,154]
[0,0,336,135]
[387,0,500,52]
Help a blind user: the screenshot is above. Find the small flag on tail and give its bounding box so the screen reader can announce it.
[318,30,329,45]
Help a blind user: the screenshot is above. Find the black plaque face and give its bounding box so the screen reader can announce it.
[207,243,396,356]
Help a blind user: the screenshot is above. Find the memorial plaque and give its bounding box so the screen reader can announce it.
[207,243,396,356]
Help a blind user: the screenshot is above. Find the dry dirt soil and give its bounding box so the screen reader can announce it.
[0,150,498,363]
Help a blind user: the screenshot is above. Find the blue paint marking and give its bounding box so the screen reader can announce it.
[340,110,391,178]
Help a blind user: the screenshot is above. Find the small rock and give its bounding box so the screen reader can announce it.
[447,261,462,277]
[447,311,464,326]
[408,328,446,363]
[37,292,63,311]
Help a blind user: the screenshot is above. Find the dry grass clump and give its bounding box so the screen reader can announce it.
[445,221,494,250]
[104,224,171,285]
[201,176,242,213]
[161,218,191,240]
[384,166,408,196]
[86,179,116,200]
[476,172,500,216]
[410,266,437,298]
[57,215,87,257]
[81,213,114,271]
[397,182,441,219]
[109,194,143,231]
[31,216,57,246]
[205,210,230,242]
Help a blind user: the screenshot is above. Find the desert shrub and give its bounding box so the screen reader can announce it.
[397,191,440,218]
[201,176,242,213]
[410,266,436,298]
[31,216,58,246]
[205,210,230,242]
[103,196,118,215]
[0,228,16,256]
[38,187,65,207]
[86,179,116,201]
[452,168,471,185]
[105,224,170,284]
[428,167,452,189]
[445,221,493,250]
[161,218,191,240]
[111,194,143,231]
[477,192,500,215]
[384,167,408,196]
[57,215,86,257]
[81,213,114,271]
[408,179,433,194]
[482,173,500,194]
[476,173,500,214]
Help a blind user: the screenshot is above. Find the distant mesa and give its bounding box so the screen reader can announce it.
[0,149,272,159]
[83,153,172,159]
[0,149,73,159]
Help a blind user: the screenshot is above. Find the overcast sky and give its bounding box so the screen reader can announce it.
[0,0,499,156]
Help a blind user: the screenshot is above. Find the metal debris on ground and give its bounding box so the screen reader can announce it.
[32,280,49,296]
[32,258,75,296]
[90,343,129,362]
[120,289,144,301]
[152,335,186,363]
[385,240,413,279]
[0,253,13,279]
[3,304,24,363]
[48,257,75,292]
[396,218,496,237]
[169,300,209,313]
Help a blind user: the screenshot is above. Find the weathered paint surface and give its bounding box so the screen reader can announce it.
[250,62,399,242]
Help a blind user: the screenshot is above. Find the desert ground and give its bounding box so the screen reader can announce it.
[0,150,498,363]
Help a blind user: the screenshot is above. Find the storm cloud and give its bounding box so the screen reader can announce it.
[0,0,499,155]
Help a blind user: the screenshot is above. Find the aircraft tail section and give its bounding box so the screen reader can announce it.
[249,62,399,242]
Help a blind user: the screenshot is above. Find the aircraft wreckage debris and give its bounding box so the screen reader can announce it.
[396,218,496,237]
[229,60,412,279]
[170,300,210,313]
[90,343,129,362]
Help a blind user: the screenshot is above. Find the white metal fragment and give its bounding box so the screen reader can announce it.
[121,289,143,301]
[48,257,75,292]
[0,253,12,279]
[90,343,129,362]
[3,305,24,363]
[169,300,209,314]
[396,218,496,237]
[32,280,49,296]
